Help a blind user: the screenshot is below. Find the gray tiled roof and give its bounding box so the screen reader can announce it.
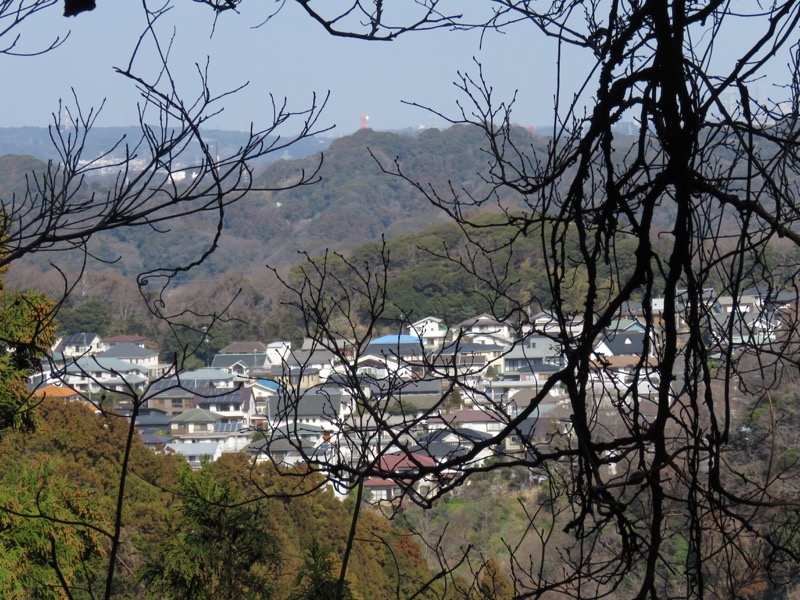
[211,353,269,369]
[219,341,269,353]
[98,343,158,359]
[597,330,649,356]
[63,356,149,375]
[169,408,223,423]
[267,387,348,420]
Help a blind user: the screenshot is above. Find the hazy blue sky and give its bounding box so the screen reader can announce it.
[0,2,793,135]
[0,2,596,134]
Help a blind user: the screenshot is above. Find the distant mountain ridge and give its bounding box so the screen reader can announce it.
[0,126,332,166]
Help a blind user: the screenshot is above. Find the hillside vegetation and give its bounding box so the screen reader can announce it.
[3,126,543,278]
[0,399,437,599]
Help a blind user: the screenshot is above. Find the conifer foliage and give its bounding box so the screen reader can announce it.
[0,255,55,433]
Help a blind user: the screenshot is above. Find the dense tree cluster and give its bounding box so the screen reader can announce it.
[0,399,439,598]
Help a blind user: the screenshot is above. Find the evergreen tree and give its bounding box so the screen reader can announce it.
[0,254,56,433]
[289,537,354,600]
[139,460,281,600]
[0,459,105,598]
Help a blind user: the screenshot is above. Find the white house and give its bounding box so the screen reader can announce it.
[455,314,515,342]
[406,317,448,349]
[96,342,170,379]
[51,356,150,395]
[53,332,103,358]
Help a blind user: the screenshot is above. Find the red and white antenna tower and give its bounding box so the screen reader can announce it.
[360,114,370,130]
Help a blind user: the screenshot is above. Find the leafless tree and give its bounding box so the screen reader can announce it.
[258,1,800,598]
[0,2,329,597]
[2,1,328,320]
[1,0,66,56]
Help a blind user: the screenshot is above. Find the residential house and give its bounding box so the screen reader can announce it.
[415,427,495,466]
[173,367,236,389]
[673,288,717,332]
[366,376,449,416]
[253,347,336,389]
[248,378,282,417]
[301,336,355,361]
[144,368,236,416]
[363,477,405,503]
[266,341,292,366]
[591,330,660,397]
[501,392,573,454]
[53,332,102,357]
[168,407,251,453]
[606,317,646,333]
[246,435,317,466]
[264,386,353,435]
[350,335,425,380]
[455,314,515,342]
[245,423,328,465]
[169,407,222,435]
[97,342,170,379]
[139,432,174,450]
[594,330,654,358]
[712,288,784,347]
[211,347,270,380]
[145,382,201,416]
[430,340,507,380]
[52,356,150,395]
[110,407,174,449]
[346,335,425,379]
[32,384,84,404]
[484,365,567,405]
[100,335,148,351]
[406,317,448,350]
[128,408,173,436]
[503,335,564,376]
[589,354,660,392]
[353,353,412,380]
[529,311,584,337]
[286,347,336,381]
[428,409,509,437]
[165,441,222,468]
[364,452,439,503]
[406,439,471,466]
[193,385,259,427]
[219,341,269,354]
[267,423,328,447]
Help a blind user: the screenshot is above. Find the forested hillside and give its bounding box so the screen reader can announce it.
[6,123,762,285]
[6,122,793,345]
[0,399,436,599]
[2,125,545,278]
